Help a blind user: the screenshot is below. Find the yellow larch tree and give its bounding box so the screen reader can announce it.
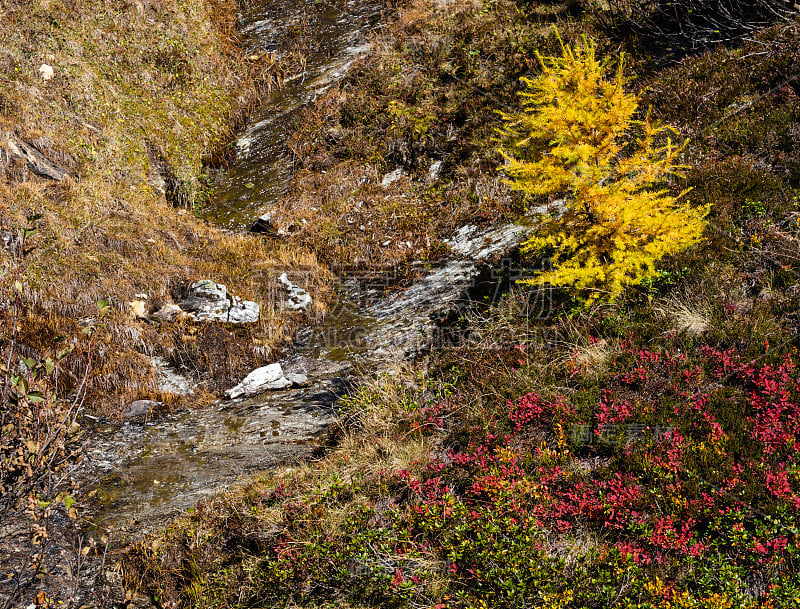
[498,35,707,303]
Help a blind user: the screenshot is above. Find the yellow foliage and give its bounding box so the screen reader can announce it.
[642,577,736,609]
[539,588,574,609]
[498,34,707,302]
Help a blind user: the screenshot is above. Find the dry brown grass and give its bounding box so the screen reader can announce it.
[0,0,330,414]
[275,0,552,275]
[657,295,713,337]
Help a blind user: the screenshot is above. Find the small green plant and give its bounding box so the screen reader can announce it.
[498,34,708,303]
[388,100,435,139]
[743,198,767,218]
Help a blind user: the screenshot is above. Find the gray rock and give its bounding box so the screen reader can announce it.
[225,363,292,399]
[444,223,528,261]
[3,131,69,181]
[285,373,309,387]
[124,400,161,418]
[152,303,183,322]
[251,211,276,234]
[180,280,260,324]
[151,356,195,396]
[279,273,312,311]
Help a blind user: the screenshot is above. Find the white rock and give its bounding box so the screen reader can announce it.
[278,273,312,311]
[225,363,291,399]
[38,64,54,80]
[427,160,443,182]
[285,372,309,387]
[381,168,405,188]
[180,280,260,323]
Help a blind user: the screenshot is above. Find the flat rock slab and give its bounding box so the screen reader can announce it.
[3,131,69,181]
[364,223,529,361]
[445,223,528,260]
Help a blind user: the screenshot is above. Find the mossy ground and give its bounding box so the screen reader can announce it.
[123,0,800,607]
[0,0,330,414]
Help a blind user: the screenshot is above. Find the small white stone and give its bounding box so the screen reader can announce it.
[427,160,443,181]
[38,63,54,80]
[225,363,291,399]
[381,168,405,188]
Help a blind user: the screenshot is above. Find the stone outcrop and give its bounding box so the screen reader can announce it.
[363,223,529,360]
[3,132,69,181]
[279,273,312,311]
[180,280,260,324]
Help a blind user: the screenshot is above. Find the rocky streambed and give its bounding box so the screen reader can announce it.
[42,1,535,604]
[0,2,542,607]
[70,0,540,539]
[84,221,527,538]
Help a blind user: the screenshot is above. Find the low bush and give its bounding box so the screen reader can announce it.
[589,0,796,61]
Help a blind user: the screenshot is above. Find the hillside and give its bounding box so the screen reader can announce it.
[0,0,329,415]
[6,0,800,607]
[125,0,800,607]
